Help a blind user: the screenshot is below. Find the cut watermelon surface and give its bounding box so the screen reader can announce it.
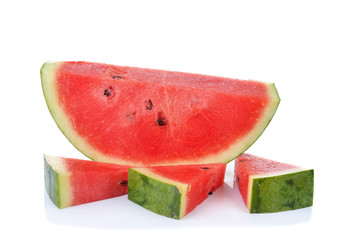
[41,61,280,166]
[234,153,314,213]
[128,163,226,219]
[44,154,130,208]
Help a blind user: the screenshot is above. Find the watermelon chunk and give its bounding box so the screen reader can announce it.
[234,153,314,213]
[44,154,130,208]
[128,163,226,219]
[41,61,280,166]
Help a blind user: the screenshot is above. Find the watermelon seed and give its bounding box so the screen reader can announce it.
[201,167,210,170]
[104,87,114,97]
[208,191,213,195]
[120,180,128,186]
[157,118,166,126]
[112,75,122,79]
[145,100,153,110]
[157,112,167,126]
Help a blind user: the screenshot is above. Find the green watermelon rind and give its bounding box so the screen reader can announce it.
[249,169,314,213]
[41,62,280,166]
[44,155,60,207]
[127,168,185,219]
[44,154,72,208]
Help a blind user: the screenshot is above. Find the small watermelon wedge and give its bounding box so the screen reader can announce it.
[128,163,226,219]
[41,61,280,166]
[44,154,130,208]
[234,153,314,213]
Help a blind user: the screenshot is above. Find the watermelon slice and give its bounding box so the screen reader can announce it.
[44,154,130,208]
[128,163,226,219]
[234,153,314,213]
[41,61,280,166]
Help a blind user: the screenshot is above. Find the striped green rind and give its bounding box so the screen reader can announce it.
[250,169,314,213]
[44,156,60,208]
[128,169,182,219]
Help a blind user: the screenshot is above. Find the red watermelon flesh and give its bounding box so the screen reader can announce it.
[234,153,314,213]
[128,163,226,219]
[41,62,280,166]
[44,154,130,208]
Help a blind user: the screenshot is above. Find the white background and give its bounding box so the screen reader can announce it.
[1,0,347,239]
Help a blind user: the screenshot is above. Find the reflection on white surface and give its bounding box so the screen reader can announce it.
[44,167,313,229]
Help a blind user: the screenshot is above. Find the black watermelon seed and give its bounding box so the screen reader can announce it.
[201,167,210,170]
[157,112,167,126]
[157,118,166,126]
[145,100,153,110]
[112,75,122,79]
[104,88,112,97]
[208,191,213,195]
[120,180,128,186]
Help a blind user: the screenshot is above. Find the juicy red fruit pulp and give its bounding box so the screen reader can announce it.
[57,62,270,165]
[62,157,129,206]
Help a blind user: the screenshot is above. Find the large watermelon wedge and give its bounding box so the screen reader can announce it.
[44,154,130,208]
[234,153,314,213]
[128,163,226,219]
[41,61,280,166]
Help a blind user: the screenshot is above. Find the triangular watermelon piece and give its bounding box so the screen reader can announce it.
[41,61,280,166]
[234,153,314,213]
[128,163,226,219]
[44,154,130,208]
